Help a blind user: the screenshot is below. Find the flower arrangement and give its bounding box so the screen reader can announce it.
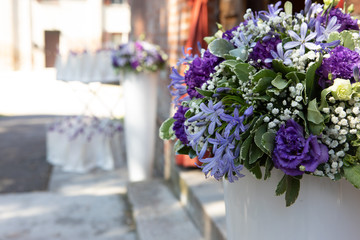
[111,40,168,73]
[160,0,360,206]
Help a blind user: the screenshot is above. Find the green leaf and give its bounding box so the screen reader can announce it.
[233,63,255,82]
[284,1,293,15]
[272,59,297,75]
[254,123,268,154]
[343,154,358,167]
[253,77,274,93]
[252,69,277,82]
[229,47,248,61]
[344,165,360,188]
[275,174,287,196]
[188,148,198,159]
[262,131,276,154]
[271,74,291,90]
[249,163,262,179]
[264,158,273,180]
[159,117,175,140]
[195,88,214,97]
[249,143,264,165]
[223,54,237,60]
[240,136,253,163]
[285,71,305,84]
[174,140,189,154]
[222,59,238,69]
[208,39,235,58]
[305,55,323,100]
[307,99,324,124]
[250,116,264,134]
[204,36,216,44]
[328,32,341,43]
[285,175,301,207]
[297,111,309,135]
[319,87,332,110]
[308,122,325,135]
[341,31,356,50]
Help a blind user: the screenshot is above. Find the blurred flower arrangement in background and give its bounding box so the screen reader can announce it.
[160,0,360,206]
[111,40,168,73]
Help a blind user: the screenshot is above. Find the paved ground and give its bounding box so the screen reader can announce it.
[0,115,54,193]
[0,69,136,239]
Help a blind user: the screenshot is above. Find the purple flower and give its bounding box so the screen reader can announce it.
[173,106,189,145]
[188,100,224,135]
[284,22,319,55]
[200,132,244,182]
[222,25,239,42]
[249,35,281,69]
[265,43,292,66]
[315,16,341,42]
[168,67,189,106]
[220,106,253,140]
[317,8,359,32]
[184,50,221,99]
[272,119,329,176]
[317,46,360,88]
[259,1,282,21]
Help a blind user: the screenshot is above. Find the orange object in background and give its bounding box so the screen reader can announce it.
[176,154,202,168]
[185,0,209,56]
[336,0,345,8]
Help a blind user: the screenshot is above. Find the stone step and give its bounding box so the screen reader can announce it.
[127,179,204,240]
[170,166,227,240]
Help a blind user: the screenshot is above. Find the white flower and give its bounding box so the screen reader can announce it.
[353,107,359,115]
[339,111,347,118]
[331,116,339,124]
[272,108,279,115]
[264,116,270,122]
[268,122,276,128]
[322,108,330,114]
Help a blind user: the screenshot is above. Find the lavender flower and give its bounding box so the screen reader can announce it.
[222,25,239,42]
[201,132,244,182]
[173,106,189,144]
[284,22,319,55]
[184,50,221,99]
[188,100,224,135]
[112,40,167,72]
[220,106,253,140]
[318,7,359,32]
[249,35,281,69]
[317,46,360,88]
[315,16,341,42]
[265,43,292,65]
[168,67,189,106]
[259,1,282,21]
[272,119,329,176]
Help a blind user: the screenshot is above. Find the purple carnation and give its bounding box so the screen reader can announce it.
[173,106,189,144]
[272,119,329,176]
[222,25,239,42]
[184,50,222,99]
[318,8,359,32]
[317,45,360,88]
[249,36,281,69]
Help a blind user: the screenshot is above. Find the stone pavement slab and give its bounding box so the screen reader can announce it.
[0,115,54,193]
[0,167,136,240]
[128,179,204,240]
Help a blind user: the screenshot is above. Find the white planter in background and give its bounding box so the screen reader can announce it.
[223,168,360,240]
[121,71,158,182]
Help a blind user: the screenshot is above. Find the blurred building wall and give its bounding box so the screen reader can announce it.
[0,0,131,70]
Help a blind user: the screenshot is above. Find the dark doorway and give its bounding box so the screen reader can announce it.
[44,30,60,68]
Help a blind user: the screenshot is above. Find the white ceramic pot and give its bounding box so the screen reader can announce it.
[121,71,158,181]
[224,168,360,240]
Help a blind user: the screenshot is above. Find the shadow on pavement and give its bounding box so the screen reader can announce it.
[0,115,63,193]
